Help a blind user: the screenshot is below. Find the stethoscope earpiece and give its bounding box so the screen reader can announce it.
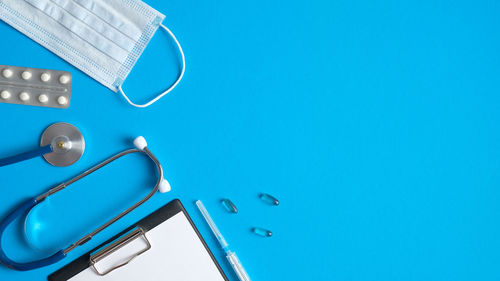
[159,179,171,193]
[133,136,147,150]
[133,136,170,193]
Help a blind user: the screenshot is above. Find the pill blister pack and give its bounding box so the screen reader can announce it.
[0,65,72,108]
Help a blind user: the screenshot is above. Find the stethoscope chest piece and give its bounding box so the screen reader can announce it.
[40,123,85,167]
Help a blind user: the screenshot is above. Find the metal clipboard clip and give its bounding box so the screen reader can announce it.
[89,228,151,276]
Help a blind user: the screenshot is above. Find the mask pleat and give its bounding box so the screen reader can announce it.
[50,0,137,52]
[74,0,143,41]
[25,0,129,63]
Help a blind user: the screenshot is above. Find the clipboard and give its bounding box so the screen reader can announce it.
[48,199,228,281]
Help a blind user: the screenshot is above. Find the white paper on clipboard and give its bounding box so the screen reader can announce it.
[69,212,225,281]
[49,200,227,281]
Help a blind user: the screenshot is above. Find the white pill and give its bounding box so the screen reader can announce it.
[59,75,70,84]
[38,94,49,103]
[19,92,30,102]
[1,90,11,99]
[22,71,32,80]
[40,73,51,82]
[2,69,13,78]
[57,96,68,105]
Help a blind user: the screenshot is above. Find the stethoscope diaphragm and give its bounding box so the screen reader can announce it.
[40,122,85,167]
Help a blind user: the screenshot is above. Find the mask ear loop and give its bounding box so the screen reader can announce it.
[118,24,185,108]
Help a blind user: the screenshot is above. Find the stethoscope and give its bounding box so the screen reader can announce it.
[0,123,170,271]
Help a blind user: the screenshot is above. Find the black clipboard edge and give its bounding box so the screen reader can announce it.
[48,199,228,281]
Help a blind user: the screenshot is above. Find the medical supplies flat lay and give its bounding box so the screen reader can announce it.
[196,200,252,281]
[48,200,228,281]
[0,0,185,108]
[0,65,72,108]
[0,125,171,271]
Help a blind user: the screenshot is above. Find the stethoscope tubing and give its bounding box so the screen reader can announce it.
[0,145,52,167]
[0,198,66,271]
[0,146,163,271]
[60,147,162,254]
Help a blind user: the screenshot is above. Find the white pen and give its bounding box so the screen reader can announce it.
[196,200,251,281]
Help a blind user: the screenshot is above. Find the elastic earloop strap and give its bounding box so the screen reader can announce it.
[118,24,186,108]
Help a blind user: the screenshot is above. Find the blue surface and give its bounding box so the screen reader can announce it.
[0,0,499,280]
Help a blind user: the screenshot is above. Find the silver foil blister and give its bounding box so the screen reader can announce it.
[0,64,71,108]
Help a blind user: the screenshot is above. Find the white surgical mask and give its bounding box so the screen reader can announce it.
[0,0,185,108]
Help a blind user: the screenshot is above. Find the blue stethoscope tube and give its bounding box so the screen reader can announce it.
[0,137,169,271]
[0,198,66,270]
[0,145,52,167]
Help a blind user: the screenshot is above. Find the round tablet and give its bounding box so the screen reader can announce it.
[38,94,49,103]
[40,73,51,82]
[1,90,11,99]
[2,69,13,78]
[59,75,70,84]
[22,71,32,80]
[57,96,68,105]
[19,92,30,102]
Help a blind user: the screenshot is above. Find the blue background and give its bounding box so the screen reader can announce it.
[0,0,499,280]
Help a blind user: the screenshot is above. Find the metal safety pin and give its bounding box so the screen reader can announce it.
[0,136,171,271]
